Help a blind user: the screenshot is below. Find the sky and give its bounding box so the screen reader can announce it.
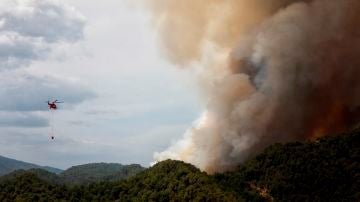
[0,0,202,169]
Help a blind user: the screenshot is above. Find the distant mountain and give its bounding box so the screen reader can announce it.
[0,160,145,185]
[0,168,61,185]
[0,163,145,185]
[42,166,63,174]
[60,163,145,185]
[0,155,63,176]
[0,160,236,201]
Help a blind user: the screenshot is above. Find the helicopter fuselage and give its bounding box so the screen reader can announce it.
[48,103,57,110]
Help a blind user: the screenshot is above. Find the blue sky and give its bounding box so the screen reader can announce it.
[0,0,202,169]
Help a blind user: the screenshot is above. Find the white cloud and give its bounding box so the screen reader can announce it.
[0,71,96,112]
[0,111,47,127]
[0,0,85,69]
[0,0,94,128]
[0,0,201,168]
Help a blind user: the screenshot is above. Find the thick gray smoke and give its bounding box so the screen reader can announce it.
[149,0,360,172]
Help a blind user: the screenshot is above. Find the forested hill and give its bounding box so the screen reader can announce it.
[0,169,61,185]
[0,155,62,176]
[106,160,237,201]
[214,127,360,201]
[0,163,145,186]
[0,129,359,201]
[0,160,237,201]
[59,163,145,185]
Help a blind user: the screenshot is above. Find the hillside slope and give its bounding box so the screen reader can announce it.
[105,160,238,201]
[1,162,146,186]
[0,160,238,201]
[0,172,68,202]
[215,128,360,201]
[0,168,62,185]
[0,155,62,176]
[0,129,359,201]
[60,163,145,185]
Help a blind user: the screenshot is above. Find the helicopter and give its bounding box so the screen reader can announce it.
[47,100,63,110]
[46,100,64,140]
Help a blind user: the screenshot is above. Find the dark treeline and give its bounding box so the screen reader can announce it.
[0,128,359,202]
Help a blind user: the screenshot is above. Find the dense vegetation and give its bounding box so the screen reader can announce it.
[0,172,68,202]
[0,169,62,185]
[0,163,145,186]
[0,129,359,201]
[102,160,237,201]
[60,163,145,185]
[0,160,237,201]
[214,128,360,201]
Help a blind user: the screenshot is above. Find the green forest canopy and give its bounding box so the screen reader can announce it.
[0,128,359,201]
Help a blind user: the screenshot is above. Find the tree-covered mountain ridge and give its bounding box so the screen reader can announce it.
[0,128,359,201]
[0,162,145,186]
[59,163,145,185]
[0,155,63,176]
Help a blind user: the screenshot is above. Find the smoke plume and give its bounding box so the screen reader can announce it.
[148,0,360,173]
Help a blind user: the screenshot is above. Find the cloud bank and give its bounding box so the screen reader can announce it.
[0,0,85,69]
[0,72,95,112]
[0,0,94,128]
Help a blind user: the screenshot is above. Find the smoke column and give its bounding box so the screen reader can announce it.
[147,0,360,173]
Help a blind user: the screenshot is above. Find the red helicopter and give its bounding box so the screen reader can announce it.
[47,100,63,140]
[47,100,63,110]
